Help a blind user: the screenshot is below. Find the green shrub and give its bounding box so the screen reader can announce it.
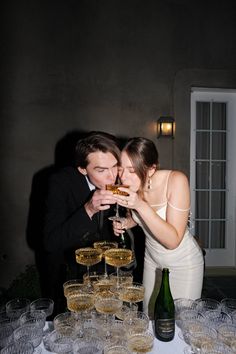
[0,265,41,308]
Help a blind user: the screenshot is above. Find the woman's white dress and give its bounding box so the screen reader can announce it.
[132,204,204,317]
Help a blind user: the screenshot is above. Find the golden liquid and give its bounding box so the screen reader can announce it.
[95,298,122,314]
[222,335,236,347]
[83,273,105,284]
[94,241,118,257]
[67,293,94,312]
[128,334,154,353]
[75,247,102,266]
[104,249,132,267]
[93,279,116,292]
[105,347,130,354]
[125,320,149,333]
[64,283,85,297]
[192,337,212,350]
[106,184,129,196]
[110,273,133,285]
[94,289,118,299]
[119,286,145,303]
[115,311,126,321]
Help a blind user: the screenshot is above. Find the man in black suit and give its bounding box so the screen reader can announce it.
[43,131,120,314]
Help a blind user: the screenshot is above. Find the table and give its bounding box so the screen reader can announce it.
[39,322,188,353]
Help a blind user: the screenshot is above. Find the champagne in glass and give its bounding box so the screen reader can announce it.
[66,293,94,312]
[93,240,118,276]
[106,184,129,196]
[106,184,129,223]
[94,295,123,339]
[75,247,103,280]
[64,281,94,337]
[94,296,123,315]
[119,283,145,311]
[127,330,154,353]
[104,248,133,286]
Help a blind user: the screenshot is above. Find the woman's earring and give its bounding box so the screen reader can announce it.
[148,177,152,190]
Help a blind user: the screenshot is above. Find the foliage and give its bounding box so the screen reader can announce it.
[0,265,41,308]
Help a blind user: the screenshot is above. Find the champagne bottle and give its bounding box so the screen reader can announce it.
[154,268,175,342]
[117,206,132,250]
[119,230,137,271]
[119,231,132,249]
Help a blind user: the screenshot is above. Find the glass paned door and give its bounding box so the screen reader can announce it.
[190,89,236,266]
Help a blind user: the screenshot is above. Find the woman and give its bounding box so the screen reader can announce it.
[113,137,204,317]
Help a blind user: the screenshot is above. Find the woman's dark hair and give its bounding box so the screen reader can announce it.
[75,131,120,168]
[123,137,159,189]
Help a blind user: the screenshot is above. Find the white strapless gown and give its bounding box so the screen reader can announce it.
[132,205,204,317]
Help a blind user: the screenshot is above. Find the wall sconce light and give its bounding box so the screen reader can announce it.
[157,116,175,138]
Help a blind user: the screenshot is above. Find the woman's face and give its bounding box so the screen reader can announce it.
[119,151,142,192]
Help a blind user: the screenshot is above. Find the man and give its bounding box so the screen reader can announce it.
[43,131,120,313]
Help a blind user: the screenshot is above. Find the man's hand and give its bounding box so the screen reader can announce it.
[85,190,117,218]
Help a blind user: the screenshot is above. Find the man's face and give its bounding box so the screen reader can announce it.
[79,151,118,189]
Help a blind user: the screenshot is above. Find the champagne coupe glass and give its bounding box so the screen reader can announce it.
[104,345,132,354]
[93,240,118,276]
[75,247,103,282]
[64,281,94,338]
[106,184,129,224]
[123,311,149,334]
[104,248,133,283]
[119,282,145,311]
[94,294,123,339]
[127,329,154,354]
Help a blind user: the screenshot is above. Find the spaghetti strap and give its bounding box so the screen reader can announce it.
[164,170,172,199]
[167,201,190,212]
[166,171,190,211]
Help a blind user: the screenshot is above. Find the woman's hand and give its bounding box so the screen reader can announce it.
[112,215,137,236]
[114,187,143,210]
[113,219,126,236]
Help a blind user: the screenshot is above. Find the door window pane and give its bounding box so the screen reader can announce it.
[212,102,226,130]
[196,192,209,219]
[196,132,210,159]
[212,162,226,189]
[211,192,225,219]
[196,102,210,129]
[196,221,209,248]
[211,221,225,248]
[196,161,209,189]
[212,132,226,160]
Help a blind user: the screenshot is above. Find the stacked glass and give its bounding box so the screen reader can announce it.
[0,297,53,353]
[48,241,152,353]
[178,297,236,354]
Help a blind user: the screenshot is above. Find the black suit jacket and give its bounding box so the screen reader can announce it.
[42,167,115,311]
[44,166,115,255]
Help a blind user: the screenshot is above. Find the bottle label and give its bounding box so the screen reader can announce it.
[155,318,175,340]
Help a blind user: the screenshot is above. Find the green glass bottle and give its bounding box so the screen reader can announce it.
[154,268,175,342]
[119,231,132,249]
[119,230,137,272]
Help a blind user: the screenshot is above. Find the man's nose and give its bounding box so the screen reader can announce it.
[108,168,116,181]
[119,169,126,180]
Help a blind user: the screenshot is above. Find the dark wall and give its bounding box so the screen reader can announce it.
[1,0,236,287]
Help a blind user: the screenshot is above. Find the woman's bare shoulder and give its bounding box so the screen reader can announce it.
[168,170,189,192]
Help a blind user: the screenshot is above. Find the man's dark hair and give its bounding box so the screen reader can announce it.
[75,131,120,168]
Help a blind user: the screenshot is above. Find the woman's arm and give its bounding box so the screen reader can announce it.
[115,171,190,249]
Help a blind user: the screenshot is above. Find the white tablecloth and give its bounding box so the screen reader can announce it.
[148,322,187,353]
[39,322,188,353]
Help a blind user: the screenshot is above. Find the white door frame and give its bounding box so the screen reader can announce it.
[190,88,236,267]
